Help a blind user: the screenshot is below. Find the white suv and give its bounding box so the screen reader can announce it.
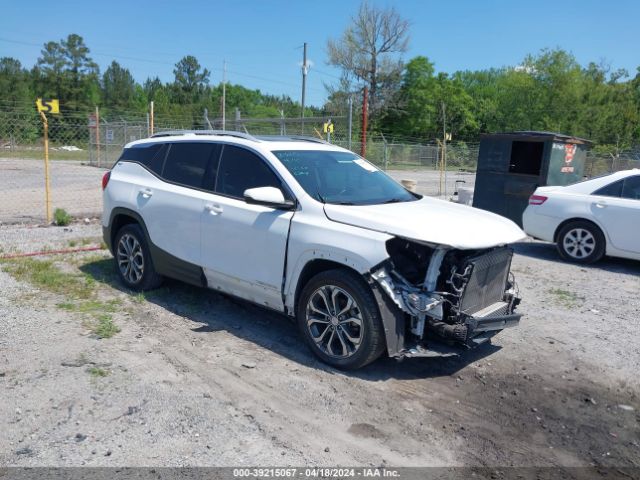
[102,131,526,369]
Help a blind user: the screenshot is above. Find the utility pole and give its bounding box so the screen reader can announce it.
[360,86,368,157]
[301,42,308,134]
[222,60,227,131]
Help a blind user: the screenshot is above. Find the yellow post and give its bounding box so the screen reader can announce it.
[95,106,100,166]
[40,111,52,223]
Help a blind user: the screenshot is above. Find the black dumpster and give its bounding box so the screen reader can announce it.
[472,131,590,226]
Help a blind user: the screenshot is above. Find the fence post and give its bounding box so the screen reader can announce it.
[380,132,388,170]
[360,86,368,157]
[105,119,109,168]
[95,106,100,168]
[347,96,353,151]
[149,101,154,136]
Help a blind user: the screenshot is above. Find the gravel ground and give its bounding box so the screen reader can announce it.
[0,159,106,224]
[0,222,638,469]
[0,157,472,225]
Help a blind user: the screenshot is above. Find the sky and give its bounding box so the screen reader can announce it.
[1,0,639,107]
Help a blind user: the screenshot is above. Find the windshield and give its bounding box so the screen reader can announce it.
[272,150,418,205]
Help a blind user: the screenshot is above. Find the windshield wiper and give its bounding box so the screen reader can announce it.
[382,198,406,204]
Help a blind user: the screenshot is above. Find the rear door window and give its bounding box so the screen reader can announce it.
[593,179,623,198]
[216,145,283,198]
[162,142,220,189]
[621,176,640,200]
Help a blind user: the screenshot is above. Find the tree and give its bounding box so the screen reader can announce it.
[35,34,99,109]
[380,56,477,140]
[327,1,410,120]
[36,41,67,97]
[102,61,135,109]
[173,55,210,92]
[0,57,31,105]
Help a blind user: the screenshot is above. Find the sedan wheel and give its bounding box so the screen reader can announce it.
[562,227,596,260]
[556,220,605,264]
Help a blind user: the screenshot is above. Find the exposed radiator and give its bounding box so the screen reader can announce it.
[459,248,513,315]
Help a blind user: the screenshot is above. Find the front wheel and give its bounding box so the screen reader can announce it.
[556,220,605,264]
[297,269,386,370]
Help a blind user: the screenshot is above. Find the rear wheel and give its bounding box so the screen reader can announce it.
[297,269,385,370]
[114,224,163,291]
[556,220,605,264]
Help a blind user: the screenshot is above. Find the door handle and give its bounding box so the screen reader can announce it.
[139,188,153,198]
[593,201,607,209]
[205,204,223,215]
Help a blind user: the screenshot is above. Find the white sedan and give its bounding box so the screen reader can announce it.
[523,169,640,263]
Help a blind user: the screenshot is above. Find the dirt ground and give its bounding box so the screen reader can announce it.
[0,223,638,469]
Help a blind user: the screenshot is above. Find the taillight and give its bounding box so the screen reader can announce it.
[102,171,111,190]
[529,194,548,205]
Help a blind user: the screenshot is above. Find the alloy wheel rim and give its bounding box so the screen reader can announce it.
[563,228,596,259]
[305,285,363,358]
[117,233,144,284]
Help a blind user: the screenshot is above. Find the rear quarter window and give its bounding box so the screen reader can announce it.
[119,143,167,175]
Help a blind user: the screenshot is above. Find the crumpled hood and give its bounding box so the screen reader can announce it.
[323,197,526,249]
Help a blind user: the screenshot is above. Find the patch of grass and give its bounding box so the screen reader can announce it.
[68,240,78,248]
[57,301,75,310]
[80,237,93,246]
[2,258,93,299]
[92,314,120,339]
[54,208,72,226]
[133,292,146,303]
[548,288,582,307]
[87,366,109,377]
[57,298,121,314]
[3,257,122,339]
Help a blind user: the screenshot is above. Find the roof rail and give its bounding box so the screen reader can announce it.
[256,135,331,145]
[278,135,331,145]
[150,130,259,142]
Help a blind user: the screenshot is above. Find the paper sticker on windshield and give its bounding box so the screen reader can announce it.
[353,158,378,172]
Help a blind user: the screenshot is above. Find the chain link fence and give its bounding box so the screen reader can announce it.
[1,108,639,224]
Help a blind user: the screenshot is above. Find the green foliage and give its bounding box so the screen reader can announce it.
[92,313,120,338]
[88,366,109,377]
[377,48,640,147]
[54,208,72,226]
[1,30,637,150]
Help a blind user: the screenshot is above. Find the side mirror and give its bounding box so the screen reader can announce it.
[243,186,295,210]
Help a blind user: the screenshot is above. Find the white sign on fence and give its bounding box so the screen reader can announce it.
[105,129,114,142]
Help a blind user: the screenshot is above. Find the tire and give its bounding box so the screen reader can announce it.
[113,223,163,291]
[296,269,386,370]
[556,220,605,264]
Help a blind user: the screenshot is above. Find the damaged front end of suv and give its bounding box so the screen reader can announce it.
[370,237,521,358]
